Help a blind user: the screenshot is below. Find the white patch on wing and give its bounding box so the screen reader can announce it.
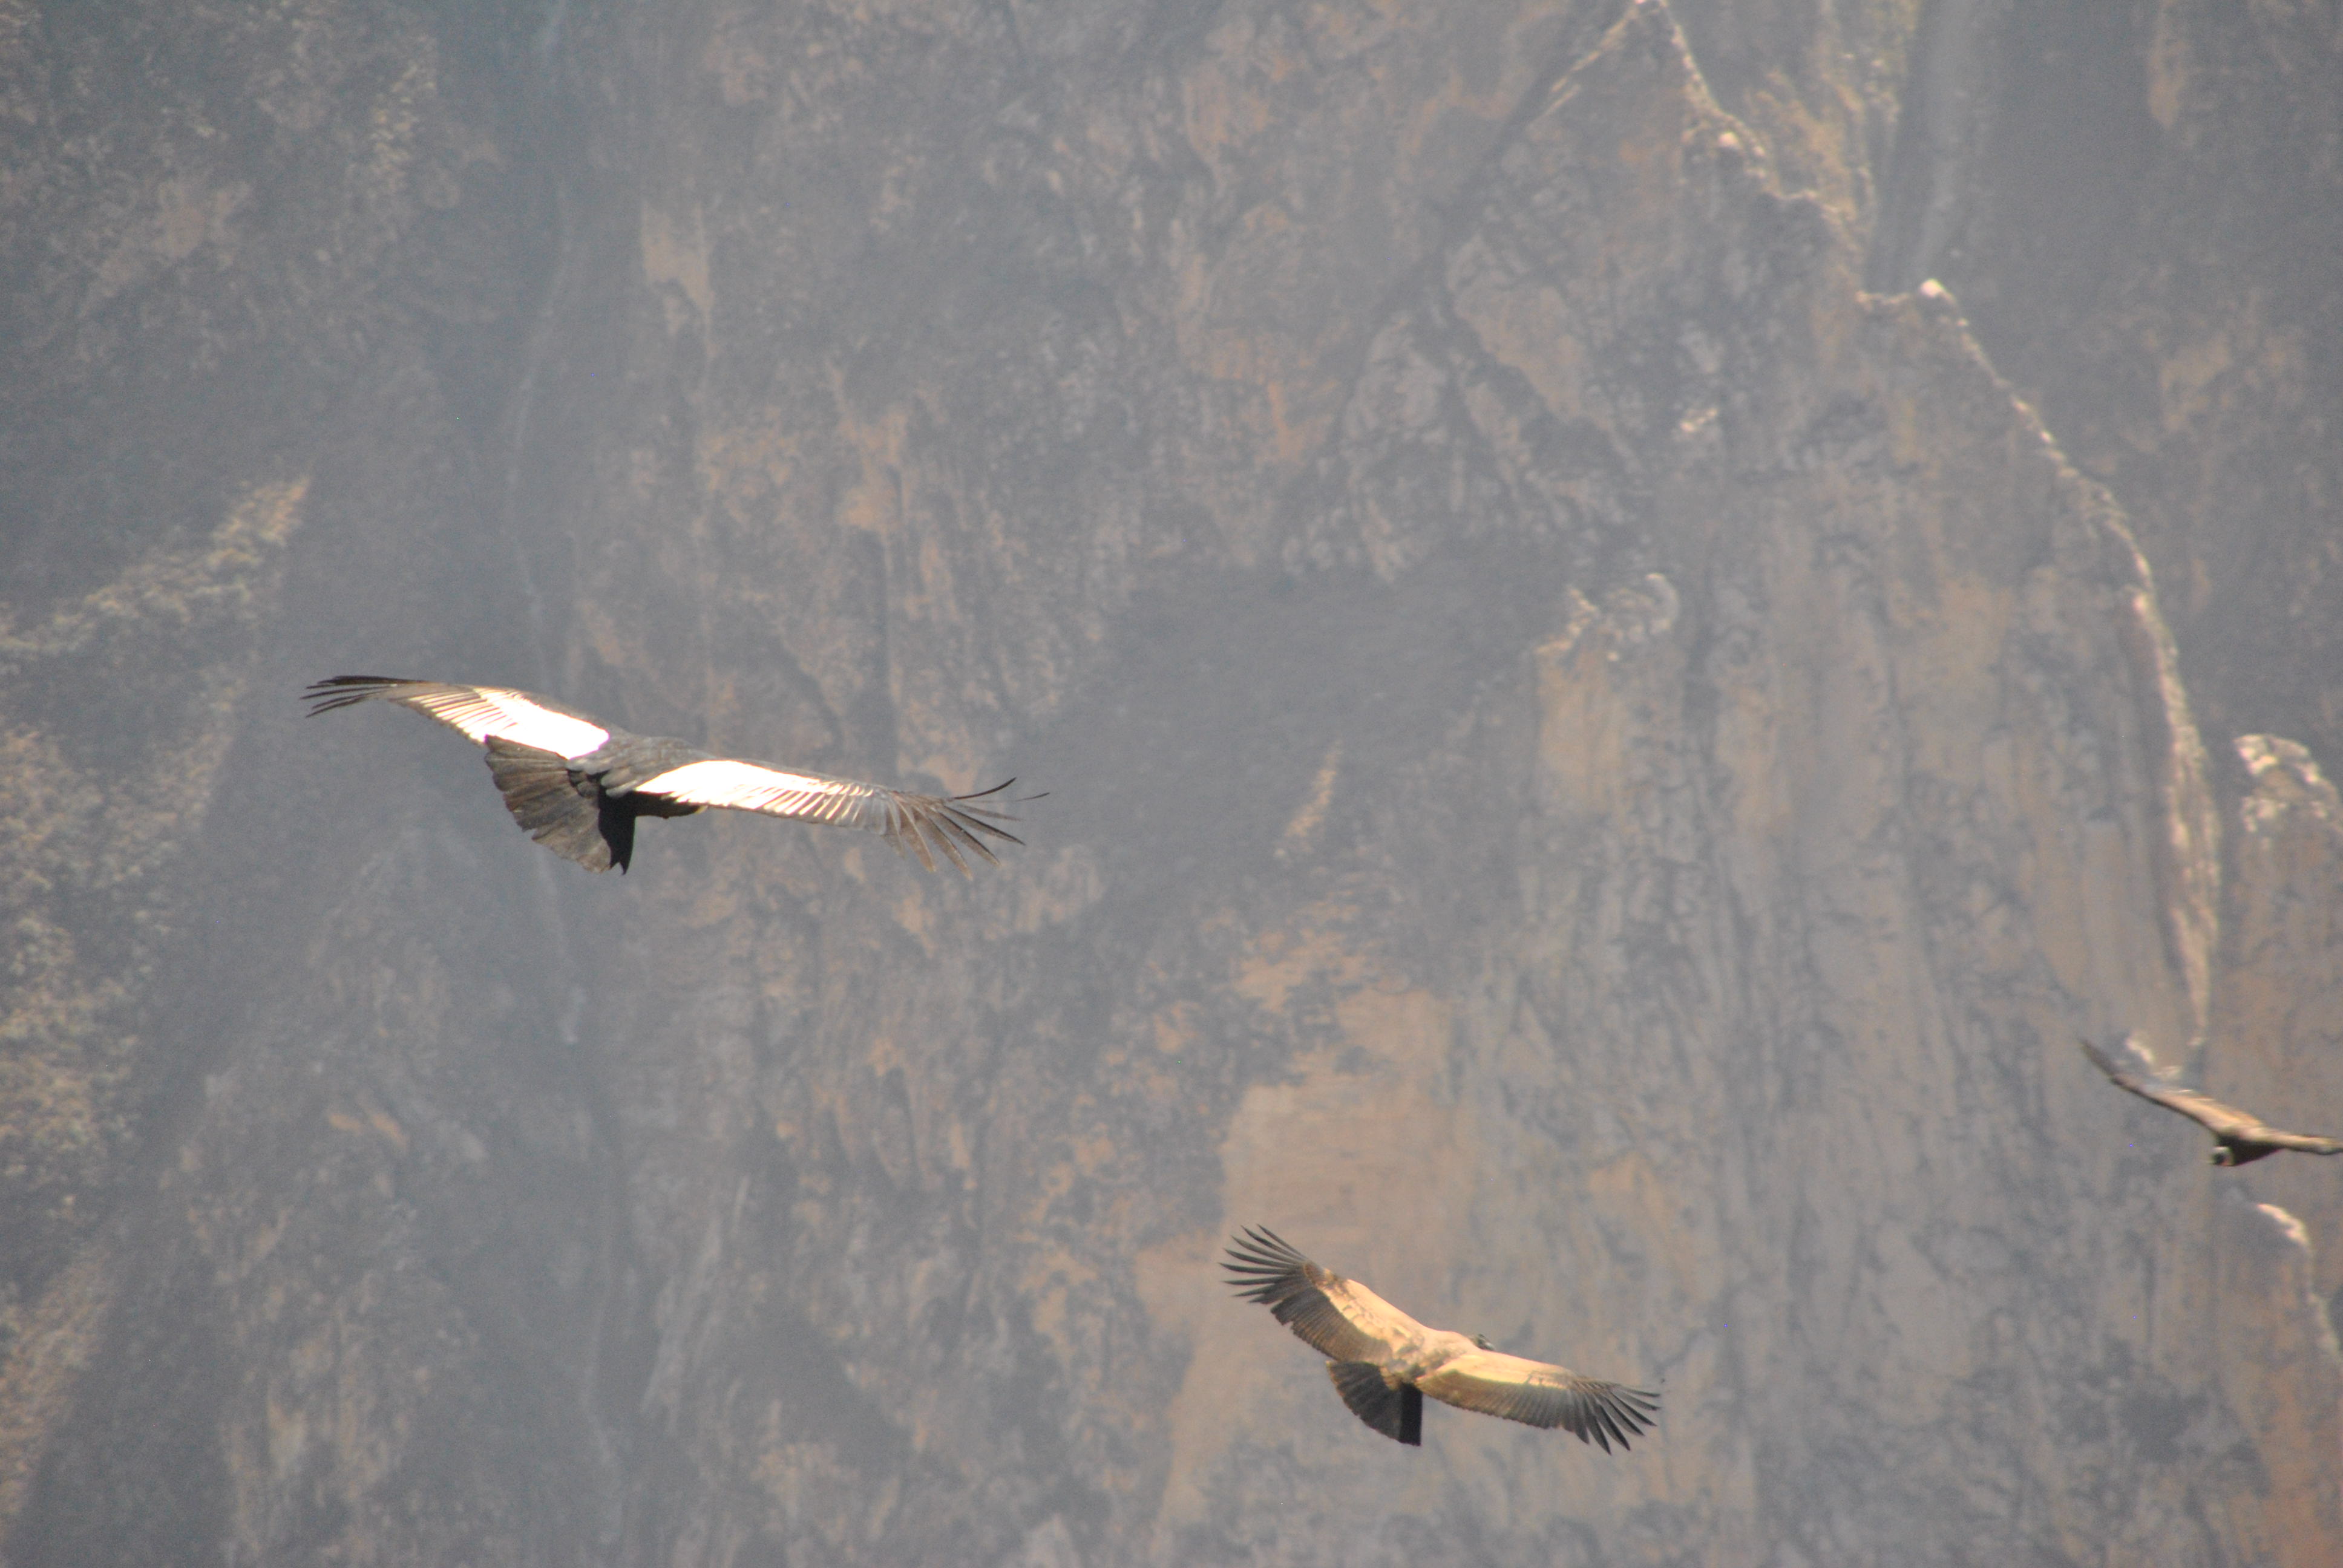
[406,687,608,758]
[1326,1277,1420,1349]
[1436,1349,1568,1390]
[632,758,874,822]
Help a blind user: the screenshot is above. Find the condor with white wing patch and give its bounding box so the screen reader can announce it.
[1225,1226,1657,1451]
[305,675,1033,875]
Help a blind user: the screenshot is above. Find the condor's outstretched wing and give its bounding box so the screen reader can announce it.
[1222,1227,1423,1365]
[621,760,1026,874]
[2080,1039,2343,1159]
[306,676,611,760]
[1415,1349,1659,1452]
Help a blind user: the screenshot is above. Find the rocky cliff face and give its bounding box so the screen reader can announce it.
[3,1,2338,1563]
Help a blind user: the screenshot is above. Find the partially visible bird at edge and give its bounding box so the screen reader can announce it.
[1224,1226,1657,1450]
[306,676,1032,875]
[2080,1036,2342,1166]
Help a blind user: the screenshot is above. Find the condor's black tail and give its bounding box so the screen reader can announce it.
[1327,1362,1421,1446]
[483,737,634,872]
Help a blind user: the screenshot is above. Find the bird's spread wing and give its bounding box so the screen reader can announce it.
[306,676,610,760]
[2078,1038,2315,1145]
[1415,1350,1658,1452]
[627,760,1025,874]
[2249,1129,2343,1155]
[1222,1227,1422,1364]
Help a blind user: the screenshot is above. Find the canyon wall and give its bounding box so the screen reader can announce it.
[3,1,2338,1562]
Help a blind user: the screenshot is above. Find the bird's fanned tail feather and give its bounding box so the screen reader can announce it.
[1326,1362,1421,1446]
[483,738,629,872]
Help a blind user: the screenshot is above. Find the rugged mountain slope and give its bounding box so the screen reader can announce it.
[2,1,2336,1563]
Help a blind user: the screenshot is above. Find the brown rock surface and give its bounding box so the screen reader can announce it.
[1872,0,2343,773]
[1,1,2336,1563]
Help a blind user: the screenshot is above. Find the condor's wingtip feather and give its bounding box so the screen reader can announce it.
[952,777,1033,810]
[304,675,420,717]
[1221,1226,1312,1302]
[932,811,995,866]
[1595,1383,1660,1451]
[941,780,1035,844]
[924,817,975,877]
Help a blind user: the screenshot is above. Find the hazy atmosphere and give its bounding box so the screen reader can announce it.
[4,0,2342,1562]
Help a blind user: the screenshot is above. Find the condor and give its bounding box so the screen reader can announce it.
[306,676,1026,874]
[2080,1036,2342,1166]
[1224,1226,1657,1450]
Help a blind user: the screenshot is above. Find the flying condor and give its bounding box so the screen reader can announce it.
[306,676,1029,874]
[1224,1226,1657,1450]
[2079,1037,2342,1166]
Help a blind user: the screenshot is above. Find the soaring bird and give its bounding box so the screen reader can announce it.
[306,676,1027,874]
[2079,1037,2342,1166]
[1223,1226,1657,1450]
